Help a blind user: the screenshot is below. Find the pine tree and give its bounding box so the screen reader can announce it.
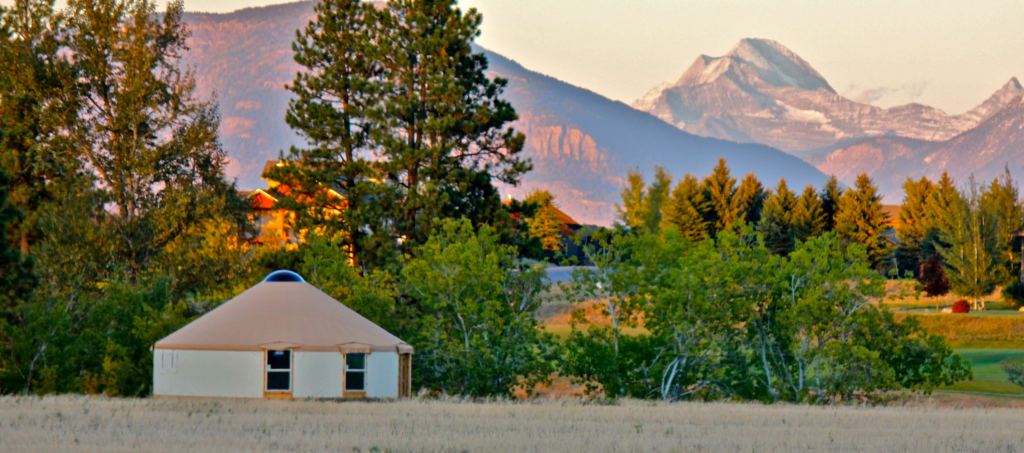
[927,172,959,239]
[661,173,708,240]
[792,185,825,242]
[373,0,530,258]
[736,172,766,225]
[617,169,646,230]
[268,0,386,271]
[938,177,1000,310]
[820,175,844,231]
[524,190,563,251]
[642,166,672,233]
[979,167,1024,286]
[897,177,936,276]
[702,159,741,237]
[834,173,894,270]
[758,179,798,255]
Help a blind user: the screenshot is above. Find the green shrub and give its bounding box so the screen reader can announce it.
[1000,358,1024,388]
[1002,281,1024,309]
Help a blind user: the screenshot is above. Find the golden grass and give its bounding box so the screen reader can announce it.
[4,395,1024,452]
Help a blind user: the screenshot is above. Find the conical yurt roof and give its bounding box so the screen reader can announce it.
[155,271,412,354]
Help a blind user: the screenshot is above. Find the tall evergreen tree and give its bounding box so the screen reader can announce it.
[896,177,936,276]
[758,179,798,255]
[980,167,1024,285]
[268,0,386,271]
[834,174,893,270]
[938,177,1000,310]
[927,172,960,239]
[642,166,671,233]
[617,168,646,230]
[820,175,844,231]
[524,190,563,251]
[661,173,708,240]
[702,158,741,236]
[373,0,530,258]
[736,172,766,225]
[792,185,825,242]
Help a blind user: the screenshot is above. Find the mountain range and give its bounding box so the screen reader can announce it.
[181,3,828,225]
[634,38,1024,202]
[182,2,1024,218]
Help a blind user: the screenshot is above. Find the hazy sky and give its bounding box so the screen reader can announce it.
[5,0,1022,114]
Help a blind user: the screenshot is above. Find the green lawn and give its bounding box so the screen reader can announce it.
[898,306,1024,317]
[942,349,1024,395]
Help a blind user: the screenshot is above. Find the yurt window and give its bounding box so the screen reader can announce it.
[266,350,292,391]
[159,350,176,374]
[345,353,366,391]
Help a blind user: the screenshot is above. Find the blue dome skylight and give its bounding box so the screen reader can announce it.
[263,270,305,282]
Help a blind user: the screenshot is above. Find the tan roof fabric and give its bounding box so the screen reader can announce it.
[155,281,413,354]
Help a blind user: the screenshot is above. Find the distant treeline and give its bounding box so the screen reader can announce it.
[610,162,1024,311]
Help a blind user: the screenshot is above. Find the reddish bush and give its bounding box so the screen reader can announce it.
[951,300,971,314]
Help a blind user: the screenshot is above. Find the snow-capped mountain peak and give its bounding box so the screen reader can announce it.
[959,77,1024,125]
[721,38,834,92]
[632,38,1021,153]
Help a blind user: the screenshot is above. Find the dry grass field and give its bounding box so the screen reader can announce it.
[3,396,1024,452]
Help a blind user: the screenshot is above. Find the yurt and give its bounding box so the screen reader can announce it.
[153,270,412,399]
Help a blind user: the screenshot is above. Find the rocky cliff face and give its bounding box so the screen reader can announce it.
[484,48,830,224]
[182,2,315,185]
[633,38,1024,154]
[182,3,830,225]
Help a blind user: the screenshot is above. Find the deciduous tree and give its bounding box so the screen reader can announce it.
[62,0,247,277]
[525,189,563,251]
[917,253,950,298]
[401,218,552,396]
[938,177,1000,310]
[979,168,1024,285]
[0,0,79,255]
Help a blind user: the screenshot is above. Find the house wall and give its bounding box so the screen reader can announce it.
[293,352,344,398]
[153,350,263,398]
[366,352,399,398]
[152,349,402,399]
